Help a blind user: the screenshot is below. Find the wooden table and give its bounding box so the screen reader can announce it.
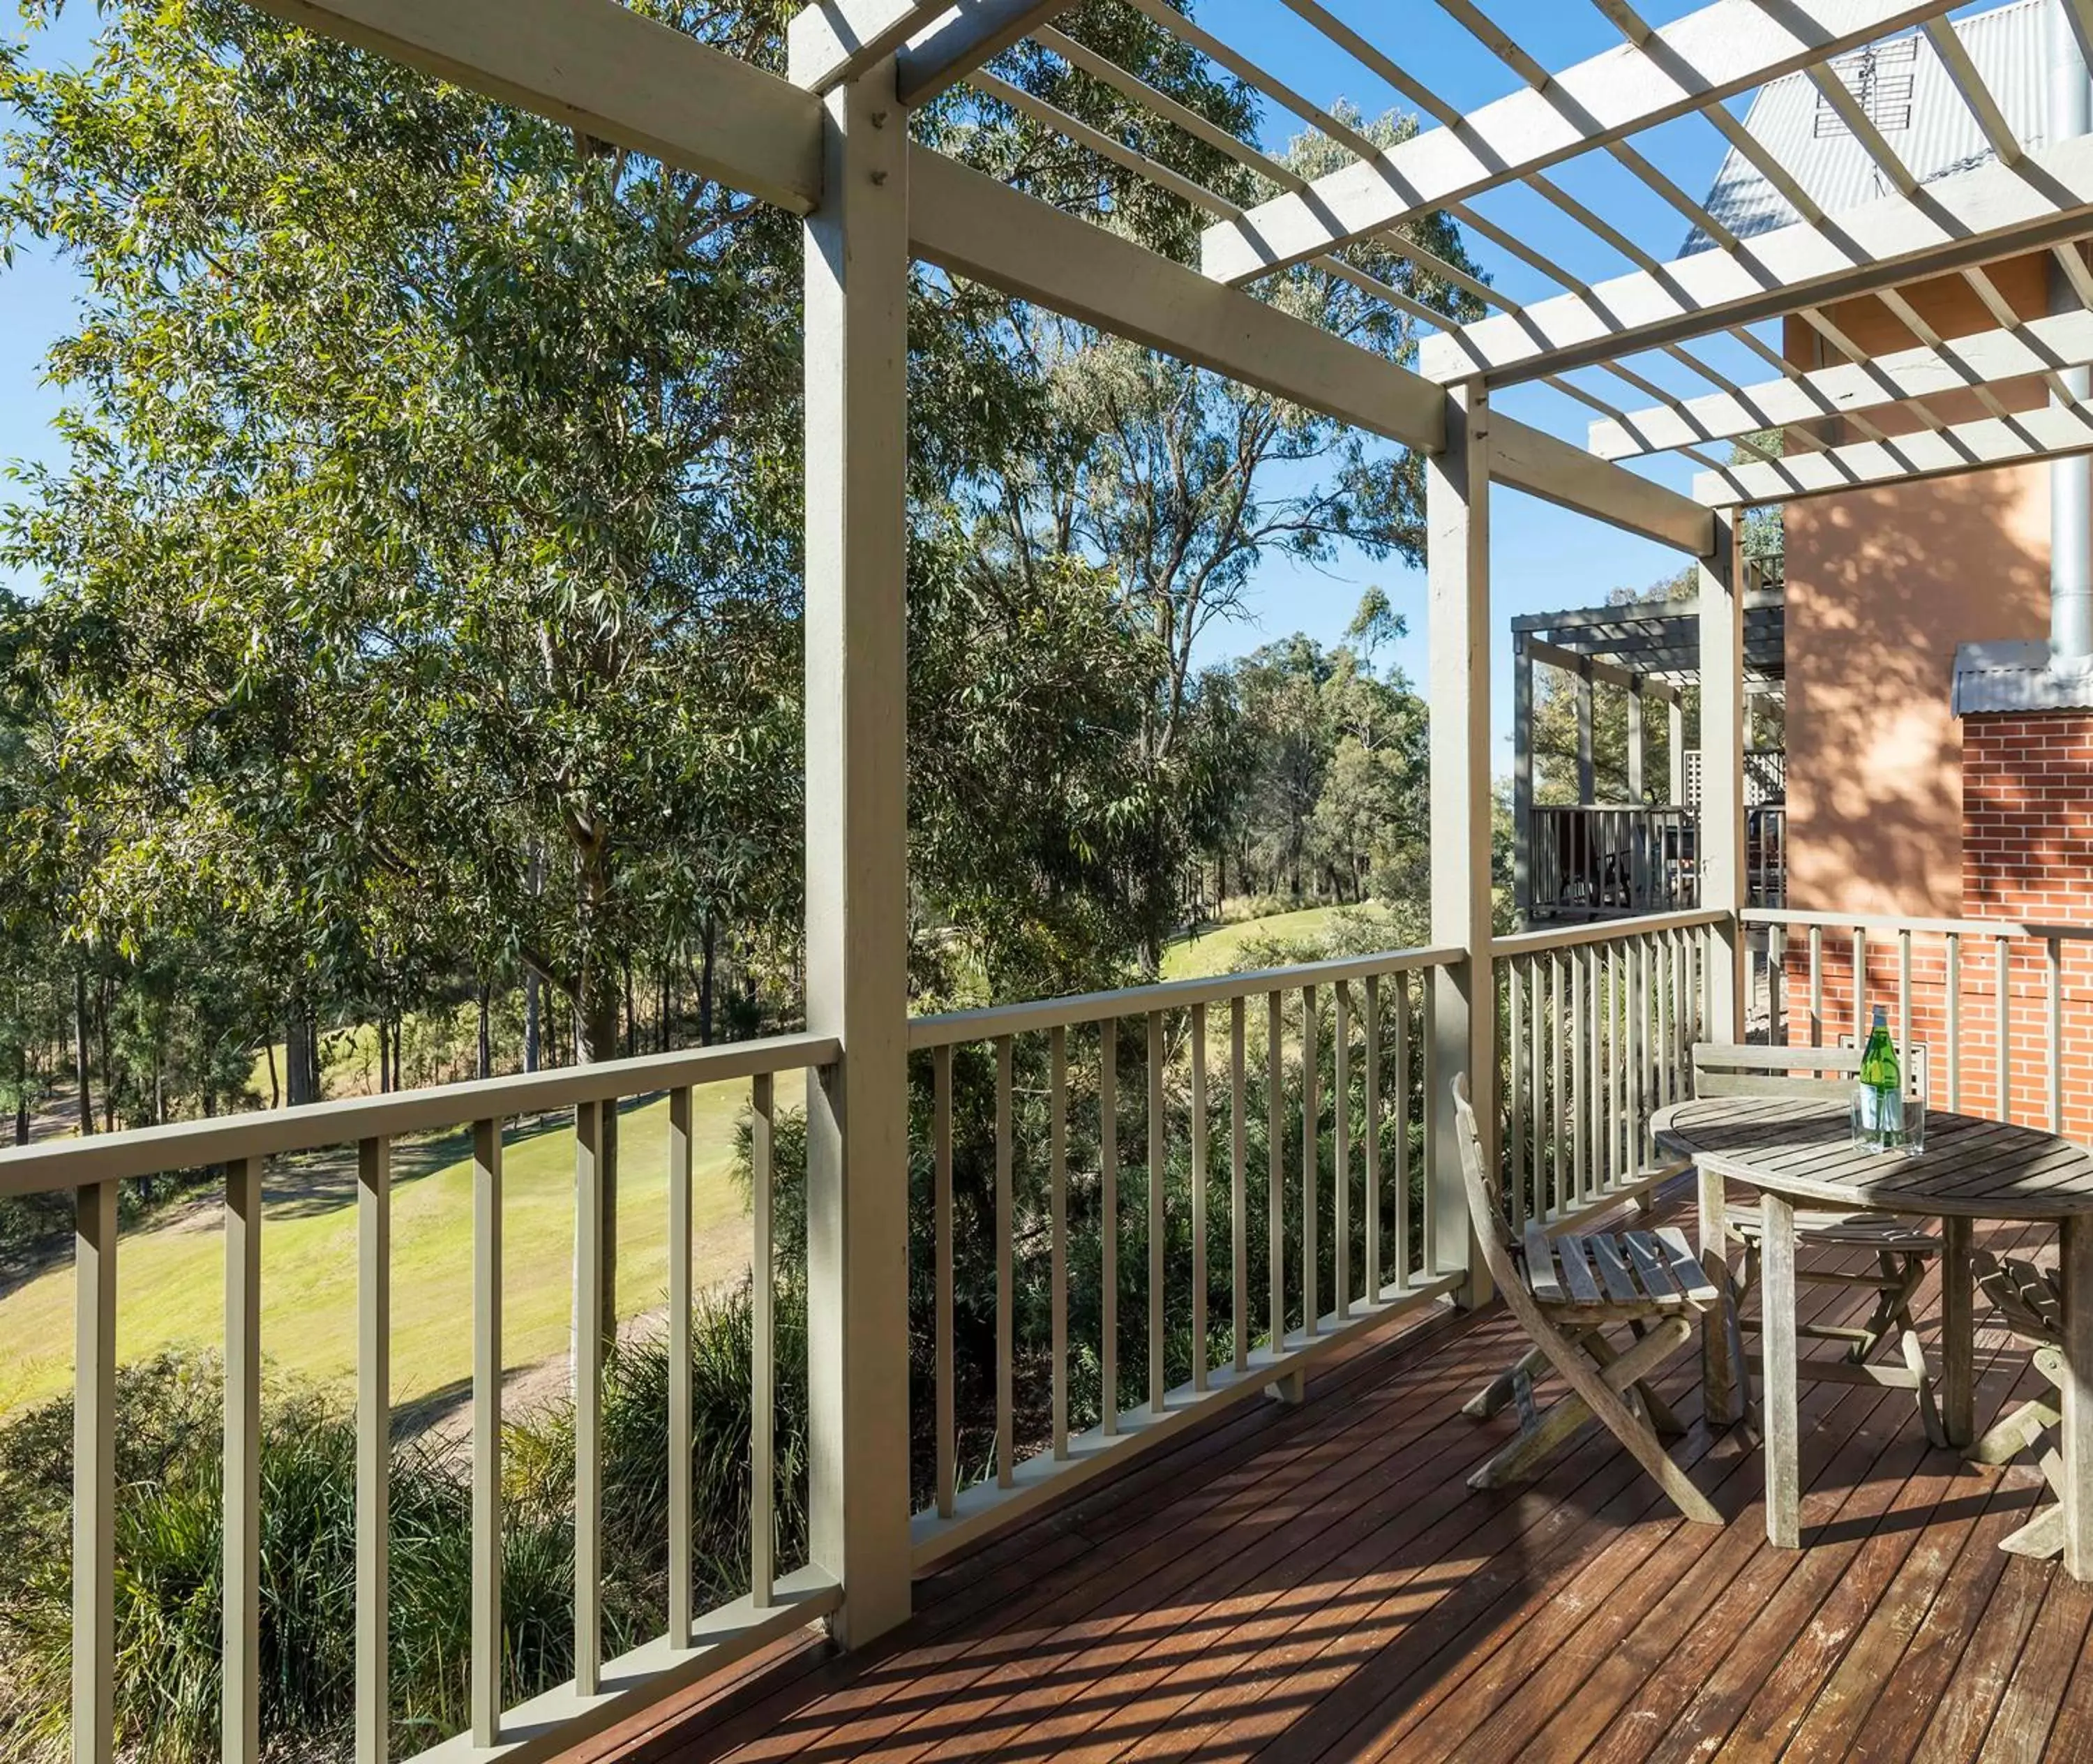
[1651,1094,2093,1578]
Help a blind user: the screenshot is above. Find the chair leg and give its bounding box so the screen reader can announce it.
[1464,1342,1550,1420]
[1536,1315,1721,1525]
[1586,1329,1686,1438]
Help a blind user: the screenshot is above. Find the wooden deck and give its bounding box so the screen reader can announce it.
[578,1190,2093,1764]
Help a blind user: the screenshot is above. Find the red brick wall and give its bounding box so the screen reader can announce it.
[1772,712,2093,1139]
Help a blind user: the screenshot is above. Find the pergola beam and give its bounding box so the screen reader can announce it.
[1525,636,1682,701]
[1590,308,2093,459]
[896,1,1074,104]
[1200,0,1953,285]
[1694,399,2093,504]
[1420,135,2093,387]
[788,0,947,94]
[250,0,825,214]
[1490,419,1715,553]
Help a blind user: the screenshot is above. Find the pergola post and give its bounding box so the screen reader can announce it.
[1428,386,1494,1306]
[1513,630,1533,920]
[800,57,913,1647]
[1698,511,1746,1039]
[1575,664,1596,803]
[1627,674,1646,802]
[1668,696,1686,805]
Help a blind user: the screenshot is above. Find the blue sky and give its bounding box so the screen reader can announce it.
[0,0,1746,765]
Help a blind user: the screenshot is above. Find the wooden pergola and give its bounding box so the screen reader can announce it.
[41,0,2093,1757]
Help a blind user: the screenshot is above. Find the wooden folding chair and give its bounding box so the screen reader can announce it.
[1968,1250,2070,1560]
[1452,1073,1723,1525]
[1690,1043,1944,1446]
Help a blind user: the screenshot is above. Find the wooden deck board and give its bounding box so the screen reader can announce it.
[575,1193,2093,1764]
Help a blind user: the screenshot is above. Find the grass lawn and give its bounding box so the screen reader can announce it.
[1162,904,1352,980]
[0,1072,800,1418]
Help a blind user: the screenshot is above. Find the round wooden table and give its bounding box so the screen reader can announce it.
[1651,1094,2093,1578]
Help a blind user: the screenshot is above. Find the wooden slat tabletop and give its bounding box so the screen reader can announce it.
[1651,1096,2093,1220]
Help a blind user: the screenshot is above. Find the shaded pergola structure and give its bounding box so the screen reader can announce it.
[38,0,2093,1758]
[1511,562,1787,917]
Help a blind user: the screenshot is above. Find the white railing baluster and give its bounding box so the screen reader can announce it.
[1395,974,1412,1282]
[573,1102,603,1697]
[1853,925,1868,1048]
[1364,976,1382,1300]
[751,1073,776,1606]
[1570,950,1588,1207]
[932,1046,954,1511]
[1147,1011,1165,1410]
[1898,929,1914,1069]
[1267,991,1284,1349]
[1190,1003,1209,1391]
[1230,999,1248,1370]
[1997,935,2013,1123]
[2050,936,2065,1137]
[1100,1017,1118,1435]
[1050,1026,1069,1458]
[995,1035,1014,1486]
[1333,982,1350,1320]
[1946,935,1963,1112]
[1420,971,1439,1277]
[1508,959,1525,1230]
[224,1155,261,1764]
[473,1119,505,1730]
[666,1088,691,1657]
[357,1137,391,1762]
[1302,985,1319,1334]
[1809,922,1824,1046]
[1550,950,1566,1214]
[74,1179,117,1764]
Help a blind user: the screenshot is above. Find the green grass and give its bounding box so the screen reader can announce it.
[0,1073,801,1417]
[1163,904,1352,979]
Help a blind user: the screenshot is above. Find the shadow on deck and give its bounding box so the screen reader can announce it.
[573,1186,2089,1763]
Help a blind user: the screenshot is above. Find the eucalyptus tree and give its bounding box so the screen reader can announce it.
[936,107,1487,970]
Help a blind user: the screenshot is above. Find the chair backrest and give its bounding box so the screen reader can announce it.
[1691,1040,1928,1103]
[1450,1072,1522,1289]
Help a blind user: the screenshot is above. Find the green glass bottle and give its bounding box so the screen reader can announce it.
[1857,1006,1904,1151]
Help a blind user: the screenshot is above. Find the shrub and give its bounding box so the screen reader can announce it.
[0,1277,808,1763]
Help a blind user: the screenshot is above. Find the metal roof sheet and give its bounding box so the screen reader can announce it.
[1949,638,2093,712]
[1689,0,2048,255]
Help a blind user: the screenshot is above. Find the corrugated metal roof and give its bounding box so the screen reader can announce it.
[1688,0,2048,254]
[1950,638,2093,713]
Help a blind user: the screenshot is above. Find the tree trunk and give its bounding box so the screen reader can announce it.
[96,982,114,1134]
[698,913,717,1047]
[478,985,493,1081]
[524,969,541,1072]
[14,1045,28,1146]
[622,960,636,1059]
[73,971,93,1137]
[266,1040,280,1110]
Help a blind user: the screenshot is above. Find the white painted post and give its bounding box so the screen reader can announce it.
[1668,696,1686,805]
[799,52,913,1647]
[1698,511,1746,1038]
[1575,662,1596,803]
[1513,630,1533,922]
[1627,674,1646,801]
[1428,384,1495,1306]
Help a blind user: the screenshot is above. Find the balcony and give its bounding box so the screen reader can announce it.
[10,0,2093,1761]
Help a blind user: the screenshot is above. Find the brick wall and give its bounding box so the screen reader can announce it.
[1773,711,2093,1139]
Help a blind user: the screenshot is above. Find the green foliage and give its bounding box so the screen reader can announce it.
[0,1282,807,1762]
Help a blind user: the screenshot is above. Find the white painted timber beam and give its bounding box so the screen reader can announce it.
[1201,0,1952,285]
[1526,636,1682,700]
[1419,133,2093,387]
[896,1,1076,105]
[906,147,1445,451]
[1491,417,1715,553]
[248,0,824,214]
[789,0,947,94]
[1590,307,2093,458]
[1693,400,2093,504]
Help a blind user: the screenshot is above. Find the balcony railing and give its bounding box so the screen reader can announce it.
[23,901,2071,1761]
[1528,804,1787,922]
